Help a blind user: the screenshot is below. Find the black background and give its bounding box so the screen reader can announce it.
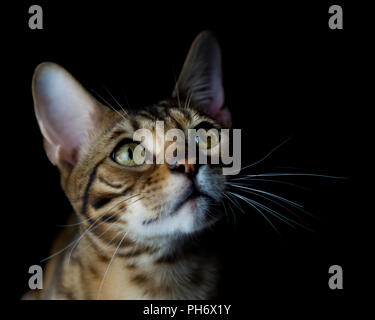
[4,0,371,315]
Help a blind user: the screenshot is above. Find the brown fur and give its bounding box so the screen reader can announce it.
[26,31,229,300]
[34,107,221,299]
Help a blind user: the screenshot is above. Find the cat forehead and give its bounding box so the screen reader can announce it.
[134,105,203,127]
[108,105,216,134]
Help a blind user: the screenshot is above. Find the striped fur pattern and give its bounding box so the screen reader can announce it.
[27,31,231,299]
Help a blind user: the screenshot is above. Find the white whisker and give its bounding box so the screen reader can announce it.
[96,231,128,299]
[67,196,143,264]
[40,194,142,263]
[225,136,293,175]
[227,192,279,233]
[102,86,128,117]
[237,173,347,180]
[90,88,128,121]
[229,177,309,191]
[228,183,304,209]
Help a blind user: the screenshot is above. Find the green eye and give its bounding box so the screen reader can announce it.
[195,131,219,150]
[113,143,141,166]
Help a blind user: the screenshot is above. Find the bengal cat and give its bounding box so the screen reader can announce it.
[25,31,232,299]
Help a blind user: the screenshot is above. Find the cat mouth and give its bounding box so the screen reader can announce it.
[171,185,213,216]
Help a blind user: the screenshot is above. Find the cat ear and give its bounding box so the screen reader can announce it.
[32,62,107,166]
[172,31,231,127]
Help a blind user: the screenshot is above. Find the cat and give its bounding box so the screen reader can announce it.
[24,31,232,299]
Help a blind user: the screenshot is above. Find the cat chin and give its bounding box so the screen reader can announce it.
[132,196,218,239]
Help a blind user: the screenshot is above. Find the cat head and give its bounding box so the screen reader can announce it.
[32,31,232,245]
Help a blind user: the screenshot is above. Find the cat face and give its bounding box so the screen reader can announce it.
[32,31,231,245]
[71,105,226,240]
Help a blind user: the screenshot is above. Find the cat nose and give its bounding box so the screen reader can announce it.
[168,161,197,176]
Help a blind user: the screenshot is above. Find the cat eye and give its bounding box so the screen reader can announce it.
[112,141,145,166]
[195,135,215,149]
[194,128,220,151]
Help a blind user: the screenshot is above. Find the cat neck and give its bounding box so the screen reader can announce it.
[68,230,219,299]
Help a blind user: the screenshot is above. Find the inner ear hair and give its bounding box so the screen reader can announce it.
[32,62,108,167]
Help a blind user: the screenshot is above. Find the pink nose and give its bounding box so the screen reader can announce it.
[168,161,197,176]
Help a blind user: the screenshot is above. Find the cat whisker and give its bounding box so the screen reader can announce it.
[223,193,245,214]
[102,85,129,117]
[235,172,348,180]
[228,177,310,191]
[226,192,280,234]
[66,214,120,264]
[172,73,182,109]
[184,90,193,109]
[226,183,304,209]
[40,194,142,263]
[41,197,136,263]
[119,88,133,110]
[90,88,128,122]
[229,193,246,214]
[56,193,143,227]
[220,199,231,225]
[225,136,293,175]
[39,234,80,264]
[82,195,144,252]
[205,207,216,222]
[67,195,144,264]
[227,191,312,232]
[225,193,244,227]
[227,201,238,227]
[226,182,316,220]
[96,230,129,299]
[83,230,124,253]
[249,198,312,231]
[81,223,120,251]
[221,198,238,227]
